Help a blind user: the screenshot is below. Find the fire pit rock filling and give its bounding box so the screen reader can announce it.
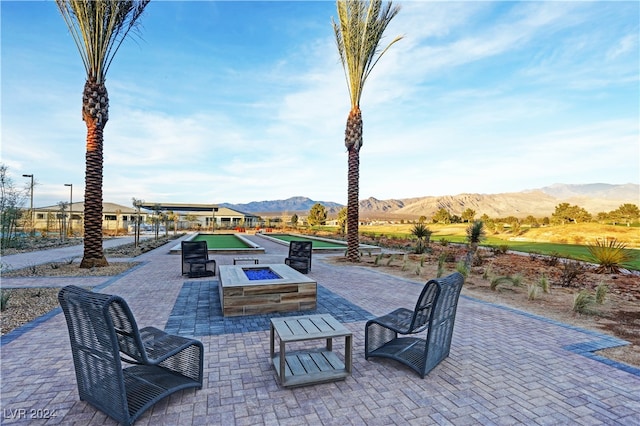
[244,268,281,280]
[218,264,317,317]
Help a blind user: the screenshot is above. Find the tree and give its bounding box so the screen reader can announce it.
[461,208,476,223]
[551,203,592,225]
[57,0,149,268]
[332,0,402,262]
[337,207,348,235]
[57,202,69,241]
[0,164,27,248]
[308,203,327,226]
[432,208,452,224]
[290,213,298,228]
[610,203,640,226]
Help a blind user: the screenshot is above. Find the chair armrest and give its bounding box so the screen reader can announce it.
[138,327,204,383]
[366,308,415,334]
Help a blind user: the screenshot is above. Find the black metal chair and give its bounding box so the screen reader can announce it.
[58,285,204,426]
[365,272,464,378]
[181,240,216,277]
[284,240,312,274]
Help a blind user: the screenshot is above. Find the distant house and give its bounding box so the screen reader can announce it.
[137,202,260,230]
[31,202,145,234]
[30,201,262,234]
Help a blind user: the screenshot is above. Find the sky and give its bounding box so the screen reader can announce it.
[2,0,639,209]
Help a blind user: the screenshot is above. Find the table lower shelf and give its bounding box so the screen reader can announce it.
[272,349,349,387]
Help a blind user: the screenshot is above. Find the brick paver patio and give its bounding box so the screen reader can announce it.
[1,235,639,425]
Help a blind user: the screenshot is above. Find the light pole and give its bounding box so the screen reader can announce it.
[64,183,73,236]
[22,174,34,235]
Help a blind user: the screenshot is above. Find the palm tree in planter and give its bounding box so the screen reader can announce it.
[332,0,402,262]
[57,0,149,268]
[465,220,486,271]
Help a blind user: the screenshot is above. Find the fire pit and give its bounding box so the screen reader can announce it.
[244,267,281,280]
[218,264,317,317]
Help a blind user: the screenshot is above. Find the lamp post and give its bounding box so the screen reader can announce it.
[22,174,34,235]
[64,183,73,236]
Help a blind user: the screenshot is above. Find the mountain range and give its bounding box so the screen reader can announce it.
[220,183,639,219]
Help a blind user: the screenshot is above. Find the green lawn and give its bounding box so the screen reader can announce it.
[433,235,640,270]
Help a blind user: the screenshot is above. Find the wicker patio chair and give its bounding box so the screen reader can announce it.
[365,272,464,378]
[181,240,216,277]
[58,285,204,426]
[284,241,312,274]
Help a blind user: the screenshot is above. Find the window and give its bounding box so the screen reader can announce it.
[104,215,117,221]
[37,213,45,219]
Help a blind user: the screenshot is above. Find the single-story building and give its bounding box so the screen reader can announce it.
[30,202,147,234]
[29,202,261,234]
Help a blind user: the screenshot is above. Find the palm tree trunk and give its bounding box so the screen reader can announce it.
[80,80,109,268]
[345,108,362,262]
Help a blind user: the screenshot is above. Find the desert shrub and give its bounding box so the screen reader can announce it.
[1,290,10,311]
[511,274,523,287]
[455,261,468,278]
[490,276,518,291]
[439,238,449,246]
[538,274,550,294]
[415,265,421,276]
[558,260,585,287]
[496,244,509,254]
[527,284,539,301]
[437,253,446,278]
[386,254,396,266]
[573,290,595,314]
[529,251,542,262]
[28,264,38,275]
[401,257,409,271]
[595,282,609,304]
[374,253,383,265]
[587,237,636,274]
[542,252,560,267]
[482,268,491,280]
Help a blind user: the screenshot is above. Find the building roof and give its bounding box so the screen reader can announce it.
[35,202,138,214]
[138,202,219,212]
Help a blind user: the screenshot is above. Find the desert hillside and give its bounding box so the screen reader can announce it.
[225,183,638,219]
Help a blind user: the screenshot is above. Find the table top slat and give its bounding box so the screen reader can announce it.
[271,314,351,342]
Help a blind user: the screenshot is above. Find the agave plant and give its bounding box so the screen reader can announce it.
[587,237,636,273]
[464,220,486,269]
[410,222,432,254]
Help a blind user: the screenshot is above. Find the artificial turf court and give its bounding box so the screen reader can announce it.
[192,234,255,249]
[264,233,347,249]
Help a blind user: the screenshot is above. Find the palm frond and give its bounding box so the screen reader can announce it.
[56,0,149,82]
[333,0,403,107]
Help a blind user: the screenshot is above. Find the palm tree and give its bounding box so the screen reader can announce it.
[56,0,149,268]
[333,0,402,262]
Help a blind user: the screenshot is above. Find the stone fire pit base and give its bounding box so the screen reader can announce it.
[218,264,317,317]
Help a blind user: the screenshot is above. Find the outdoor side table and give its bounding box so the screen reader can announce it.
[270,314,352,388]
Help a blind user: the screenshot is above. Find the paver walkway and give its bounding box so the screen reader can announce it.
[1,234,639,425]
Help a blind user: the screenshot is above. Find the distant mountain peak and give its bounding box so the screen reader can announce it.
[219,184,638,218]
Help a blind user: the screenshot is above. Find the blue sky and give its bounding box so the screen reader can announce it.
[2,1,638,209]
